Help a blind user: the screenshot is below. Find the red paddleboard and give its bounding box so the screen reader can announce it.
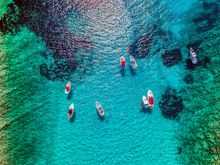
[147,90,154,109]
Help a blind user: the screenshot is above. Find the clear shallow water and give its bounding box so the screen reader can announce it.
[0,0,203,164]
[47,0,196,164]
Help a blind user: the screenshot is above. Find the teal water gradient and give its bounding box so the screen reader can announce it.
[46,1,197,164]
[0,0,203,164]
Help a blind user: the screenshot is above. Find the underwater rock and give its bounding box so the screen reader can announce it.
[157,29,167,37]
[196,13,217,32]
[129,34,153,58]
[185,54,211,70]
[0,3,20,33]
[177,147,182,154]
[192,12,216,24]
[196,25,213,33]
[159,88,184,119]
[198,56,211,68]
[192,13,208,23]
[9,0,93,80]
[193,1,219,33]
[203,1,219,14]
[40,63,48,76]
[40,59,77,81]
[186,40,203,49]
[161,48,182,67]
[185,58,196,70]
[184,74,194,84]
[40,64,55,81]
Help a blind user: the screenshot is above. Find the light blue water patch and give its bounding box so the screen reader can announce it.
[167,0,198,15]
[44,0,197,164]
[51,54,183,165]
[162,0,198,39]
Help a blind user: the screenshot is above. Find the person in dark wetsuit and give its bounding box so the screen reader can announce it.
[68,109,72,114]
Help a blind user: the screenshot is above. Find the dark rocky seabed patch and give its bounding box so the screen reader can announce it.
[159,87,184,119]
[177,0,220,164]
[1,0,93,81]
[161,48,182,67]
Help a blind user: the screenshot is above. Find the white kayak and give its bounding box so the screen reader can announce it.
[142,96,148,105]
[95,101,104,117]
[120,56,126,67]
[67,103,74,118]
[130,55,137,69]
[190,47,198,64]
[147,90,154,109]
[65,81,71,94]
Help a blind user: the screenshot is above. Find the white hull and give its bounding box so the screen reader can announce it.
[96,101,105,117]
[65,81,71,94]
[142,96,148,105]
[147,90,153,98]
[130,55,137,69]
[65,90,70,94]
[120,56,126,66]
[190,48,198,64]
[191,58,198,64]
[68,103,74,118]
[147,90,154,109]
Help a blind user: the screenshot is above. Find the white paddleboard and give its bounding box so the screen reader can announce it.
[67,103,74,118]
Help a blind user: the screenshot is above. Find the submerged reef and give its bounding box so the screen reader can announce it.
[161,48,182,67]
[0,27,54,165]
[159,87,184,119]
[0,3,20,33]
[183,74,194,84]
[186,40,203,49]
[129,34,153,58]
[17,0,93,80]
[192,1,219,33]
[0,0,13,18]
[128,20,174,58]
[1,0,93,80]
[178,0,220,163]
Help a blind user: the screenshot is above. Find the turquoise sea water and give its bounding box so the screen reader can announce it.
[1,0,219,164]
[43,1,195,164]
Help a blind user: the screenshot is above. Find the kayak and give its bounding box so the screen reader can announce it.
[120,56,126,67]
[142,95,149,109]
[142,96,148,105]
[95,101,105,117]
[190,47,198,64]
[147,90,154,109]
[67,103,74,118]
[65,81,71,94]
[130,55,137,69]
